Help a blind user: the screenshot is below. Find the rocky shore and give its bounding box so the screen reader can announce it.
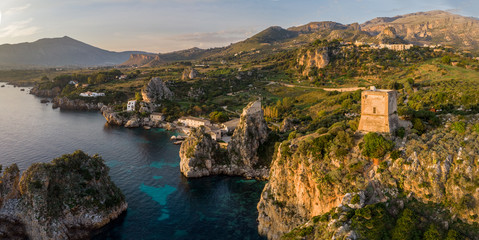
[52,97,104,111]
[0,151,127,240]
[30,86,61,98]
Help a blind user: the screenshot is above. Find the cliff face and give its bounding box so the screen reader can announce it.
[141,77,173,103]
[228,101,269,167]
[0,151,127,240]
[120,53,159,67]
[297,48,329,77]
[179,101,270,179]
[258,119,479,239]
[361,10,479,52]
[179,127,225,178]
[52,97,104,111]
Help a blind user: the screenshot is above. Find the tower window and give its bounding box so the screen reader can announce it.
[373,107,376,114]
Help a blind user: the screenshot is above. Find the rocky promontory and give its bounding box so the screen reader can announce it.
[0,150,127,240]
[52,97,104,111]
[30,87,61,98]
[179,101,270,179]
[101,106,166,128]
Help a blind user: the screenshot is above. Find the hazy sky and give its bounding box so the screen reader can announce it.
[0,0,477,53]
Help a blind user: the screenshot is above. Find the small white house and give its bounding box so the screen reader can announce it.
[127,100,137,112]
[119,75,128,80]
[79,92,105,97]
[69,80,78,85]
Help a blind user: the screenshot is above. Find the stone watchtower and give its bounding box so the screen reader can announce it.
[358,87,399,133]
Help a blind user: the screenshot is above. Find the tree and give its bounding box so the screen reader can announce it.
[361,132,394,159]
[135,92,143,102]
[209,111,229,123]
[441,55,451,65]
[391,208,419,240]
[423,224,442,240]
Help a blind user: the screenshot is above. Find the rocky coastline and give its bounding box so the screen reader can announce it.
[0,151,127,240]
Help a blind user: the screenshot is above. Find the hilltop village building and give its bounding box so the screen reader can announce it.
[79,92,105,97]
[358,87,399,133]
[127,100,137,112]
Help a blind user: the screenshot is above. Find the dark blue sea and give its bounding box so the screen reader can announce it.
[0,83,266,240]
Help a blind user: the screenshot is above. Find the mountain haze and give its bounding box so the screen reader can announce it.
[0,36,148,69]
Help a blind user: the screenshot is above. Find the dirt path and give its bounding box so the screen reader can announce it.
[267,81,365,92]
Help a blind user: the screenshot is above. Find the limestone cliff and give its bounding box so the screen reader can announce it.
[179,127,225,178]
[179,101,270,179]
[297,48,329,77]
[258,118,479,239]
[361,10,479,53]
[141,77,173,103]
[228,101,269,167]
[0,151,127,240]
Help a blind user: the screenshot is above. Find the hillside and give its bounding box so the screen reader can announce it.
[361,10,479,53]
[121,10,479,68]
[0,36,148,69]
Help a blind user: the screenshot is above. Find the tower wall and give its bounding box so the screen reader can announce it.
[358,89,398,133]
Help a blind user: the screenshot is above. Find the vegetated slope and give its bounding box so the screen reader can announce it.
[0,36,148,69]
[361,10,479,53]
[123,10,479,68]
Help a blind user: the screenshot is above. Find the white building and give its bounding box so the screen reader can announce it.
[127,100,137,112]
[178,116,211,128]
[151,112,165,121]
[69,80,78,85]
[79,92,105,97]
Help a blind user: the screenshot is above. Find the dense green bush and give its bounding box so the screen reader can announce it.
[361,132,394,158]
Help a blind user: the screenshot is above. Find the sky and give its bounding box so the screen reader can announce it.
[0,0,477,53]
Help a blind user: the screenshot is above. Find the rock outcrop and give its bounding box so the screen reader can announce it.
[179,101,270,179]
[297,48,329,77]
[30,87,61,98]
[0,151,127,240]
[52,97,104,111]
[141,77,173,103]
[228,101,269,167]
[181,68,199,80]
[101,106,165,128]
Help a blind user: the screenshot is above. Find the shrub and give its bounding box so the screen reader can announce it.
[451,121,466,134]
[395,127,405,138]
[423,224,442,240]
[390,150,401,160]
[351,194,361,204]
[361,133,394,158]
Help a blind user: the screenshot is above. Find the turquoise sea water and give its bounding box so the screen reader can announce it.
[0,83,266,240]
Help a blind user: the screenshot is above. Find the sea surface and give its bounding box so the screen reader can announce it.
[0,83,266,240]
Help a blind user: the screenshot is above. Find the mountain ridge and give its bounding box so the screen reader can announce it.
[0,36,149,69]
